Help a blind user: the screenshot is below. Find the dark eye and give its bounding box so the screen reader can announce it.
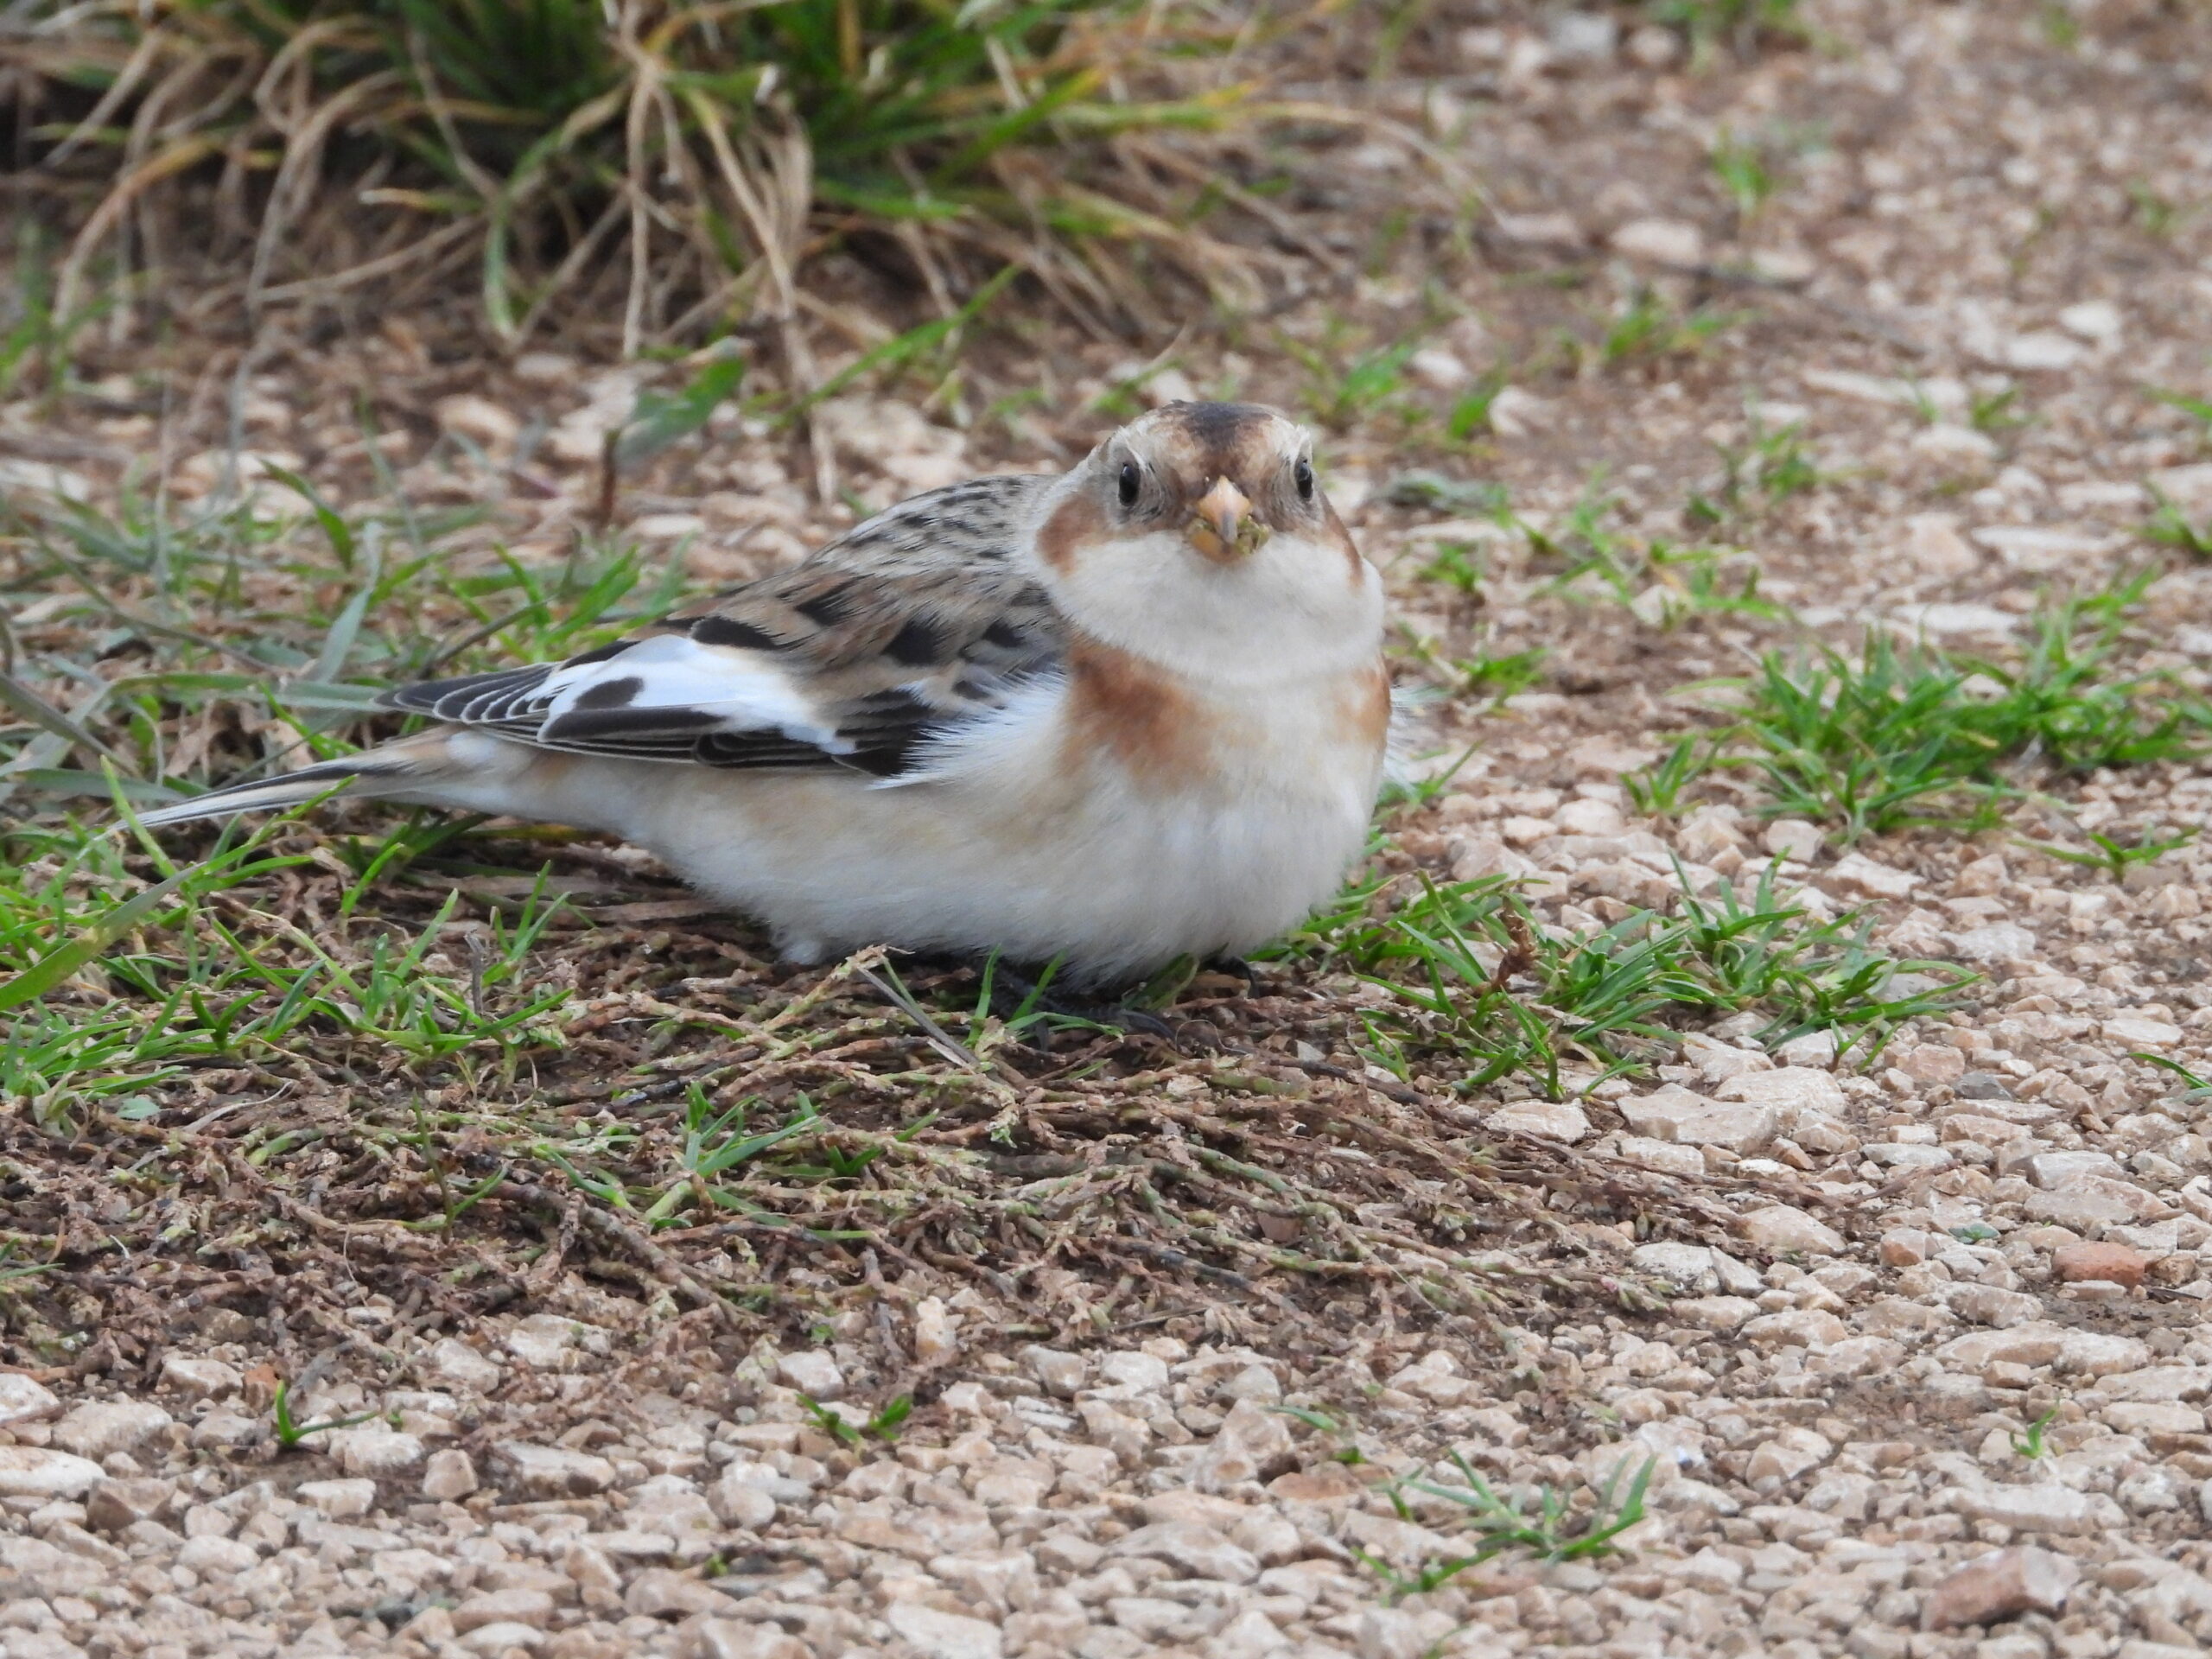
[1294,459,1315,502]
[1117,461,1141,507]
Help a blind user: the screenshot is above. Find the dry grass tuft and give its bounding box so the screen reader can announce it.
[2,0,1376,360]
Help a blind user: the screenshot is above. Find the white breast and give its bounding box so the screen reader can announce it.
[604,663,1384,983]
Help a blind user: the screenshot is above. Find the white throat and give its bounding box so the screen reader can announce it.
[1028,527,1384,688]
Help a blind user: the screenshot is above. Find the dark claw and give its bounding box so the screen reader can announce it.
[982,962,1189,1051]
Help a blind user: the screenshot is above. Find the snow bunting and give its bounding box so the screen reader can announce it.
[144,401,1390,983]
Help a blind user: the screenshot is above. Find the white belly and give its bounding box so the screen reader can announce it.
[597,673,1383,982]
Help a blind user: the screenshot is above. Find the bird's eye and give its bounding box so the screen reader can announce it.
[1117,461,1141,508]
[1294,459,1315,502]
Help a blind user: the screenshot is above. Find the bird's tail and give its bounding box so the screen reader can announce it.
[135,733,454,828]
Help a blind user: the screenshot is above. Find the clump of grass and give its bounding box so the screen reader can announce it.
[1516,491,1786,628]
[1709,127,1777,223]
[1282,866,1969,1098]
[2017,825,2198,882]
[798,1390,913,1448]
[1699,410,1823,521]
[1644,0,1807,62]
[1356,1451,1657,1603]
[2143,488,2212,558]
[2008,1402,2062,1462]
[1627,575,2209,841]
[1599,288,1739,367]
[11,0,1262,353]
[270,1378,391,1451]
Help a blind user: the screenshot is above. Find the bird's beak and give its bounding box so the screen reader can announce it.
[1185,478,1266,563]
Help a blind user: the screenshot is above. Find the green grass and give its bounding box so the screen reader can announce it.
[1357,1451,1657,1603]
[2008,1402,2061,1462]
[1513,491,1787,628]
[2144,489,2212,558]
[1703,411,1824,519]
[1626,575,2210,841]
[1709,128,1777,222]
[17,0,1255,350]
[1279,866,1970,1097]
[2017,825,2198,882]
[1600,289,1739,367]
[270,1378,391,1451]
[1644,0,1805,62]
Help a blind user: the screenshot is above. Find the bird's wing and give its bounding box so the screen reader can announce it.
[380,474,1066,778]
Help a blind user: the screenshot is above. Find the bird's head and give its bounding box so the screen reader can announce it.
[1029,402,1380,681]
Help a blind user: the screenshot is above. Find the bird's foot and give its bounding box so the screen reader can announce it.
[984,961,1184,1049]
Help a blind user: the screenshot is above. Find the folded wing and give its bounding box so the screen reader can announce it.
[382,474,1065,779]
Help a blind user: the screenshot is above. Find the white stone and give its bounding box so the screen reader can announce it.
[51,1400,171,1460]
[1714,1067,1847,1124]
[1214,1607,1292,1658]
[1803,368,1924,408]
[296,1478,377,1519]
[1969,526,2117,572]
[494,1442,616,1497]
[1746,1427,1833,1489]
[1671,1296,1759,1331]
[1631,1243,1722,1294]
[2023,1150,2122,1188]
[1092,1352,1170,1396]
[434,393,522,451]
[423,1450,480,1502]
[1946,1482,2120,1535]
[1611,218,1704,266]
[1487,1100,1590,1142]
[1910,424,1999,464]
[709,1469,776,1530]
[625,1474,719,1550]
[1773,1030,1839,1068]
[332,1427,426,1478]
[687,1622,809,1659]
[1903,514,1981,575]
[0,459,91,501]
[0,1374,60,1425]
[0,1446,105,1498]
[2003,332,2084,371]
[1110,1521,1260,1583]
[2149,461,2212,518]
[1950,923,2039,963]
[2058,301,2120,340]
[1763,819,1823,863]
[502,1316,609,1373]
[1824,853,1919,899]
[775,1349,844,1400]
[2106,1015,2183,1048]
[884,1599,1002,1659]
[1740,1205,1845,1256]
[426,1339,502,1394]
[1894,601,2018,639]
[1488,385,1555,437]
[460,1621,548,1656]
[154,1356,239,1401]
[1680,1033,1769,1082]
[1021,1346,1086,1397]
[1614,1135,1707,1176]
[177,1533,258,1574]
[1408,348,1473,391]
[912,1297,959,1368]
[1618,1085,1776,1152]
[1188,1398,1294,1492]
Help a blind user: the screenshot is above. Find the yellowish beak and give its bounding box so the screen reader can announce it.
[1185,477,1267,563]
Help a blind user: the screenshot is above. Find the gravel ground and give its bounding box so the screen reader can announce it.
[9,1,2212,1656]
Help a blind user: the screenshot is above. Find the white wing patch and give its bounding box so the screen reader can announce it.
[536,635,849,753]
